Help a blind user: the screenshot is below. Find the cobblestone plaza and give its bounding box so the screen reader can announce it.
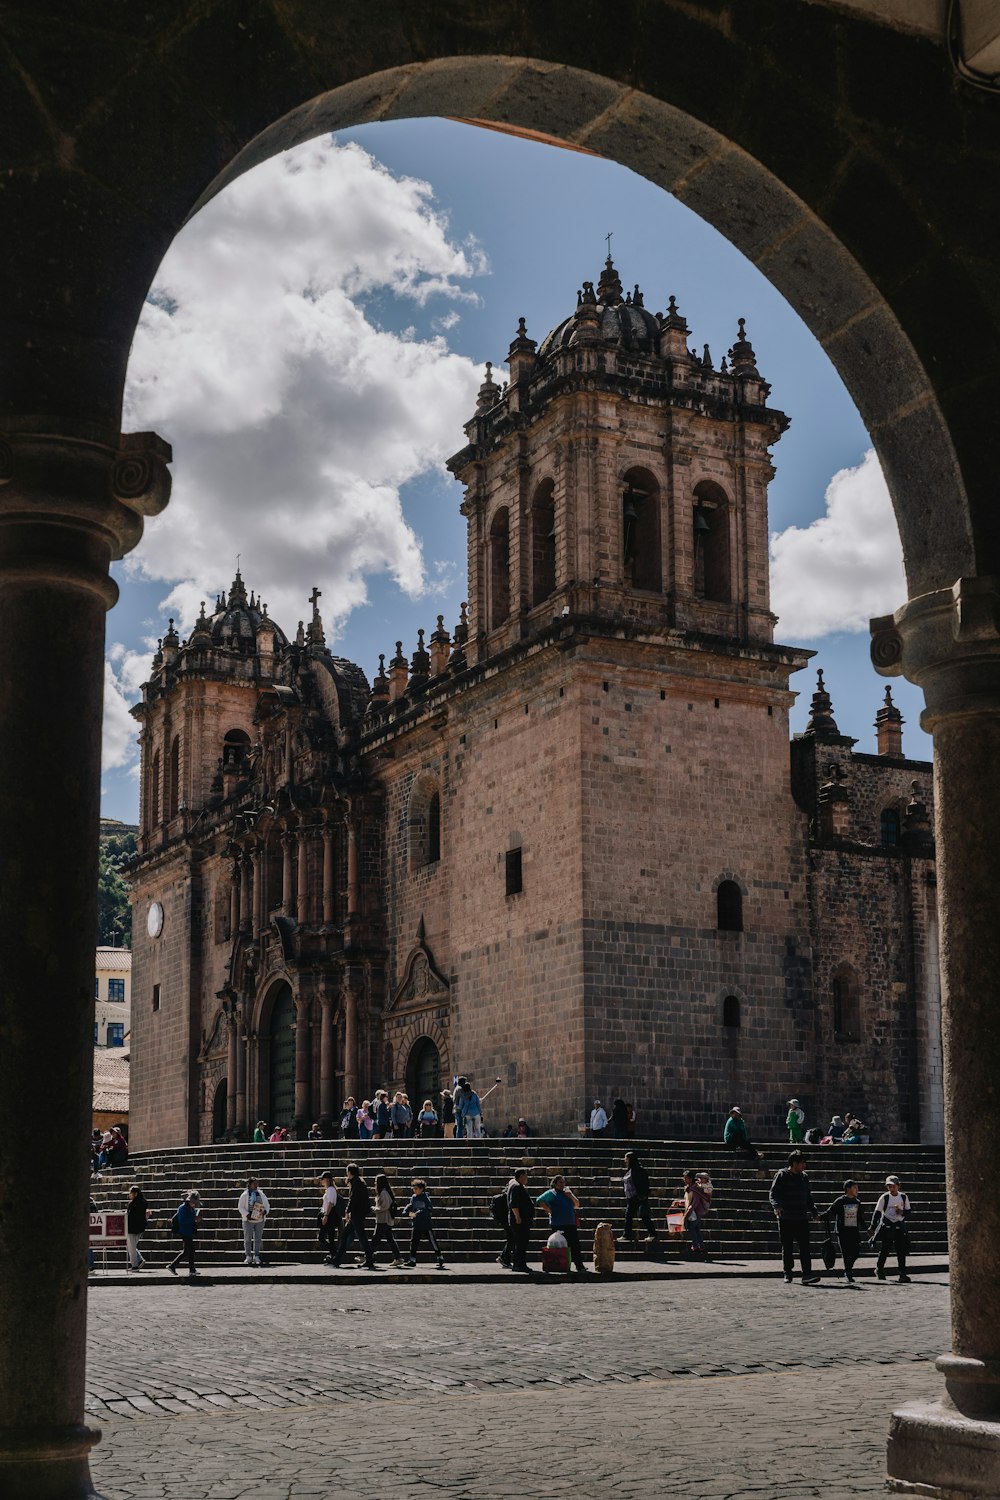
[87,1274,950,1498]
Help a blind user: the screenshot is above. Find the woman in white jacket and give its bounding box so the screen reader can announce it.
[237,1175,270,1267]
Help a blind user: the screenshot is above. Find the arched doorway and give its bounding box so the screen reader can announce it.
[406,1037,441,1110]
[212,1078,228,1142]
[267,983,296,1130]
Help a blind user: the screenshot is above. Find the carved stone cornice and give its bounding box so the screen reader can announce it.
[871,577,1000,730]
[0,420,171,606]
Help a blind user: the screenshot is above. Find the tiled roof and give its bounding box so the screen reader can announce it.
[93,1049,130,1112]
[93,1088,130,1112]
[96,948,132,972]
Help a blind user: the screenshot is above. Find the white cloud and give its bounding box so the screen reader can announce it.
[769,448,905,640]
[121,137,488,640]
[102,651,151,773]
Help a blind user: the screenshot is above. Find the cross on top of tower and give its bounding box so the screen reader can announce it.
[309,586,321,610]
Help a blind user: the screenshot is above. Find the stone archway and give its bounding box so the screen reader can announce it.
[3,13,1000,1499]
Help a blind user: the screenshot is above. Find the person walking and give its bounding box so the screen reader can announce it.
[870,1175,912,1283]
[507,1168,534,1273]
[237,1174,270,1267]
[371,1173,405,1267]
[671,1169,711,1259]
[619,1152,657,1245]
[453,1077,469,1139]
[610,1098,629,1138]
[318,1170,342,1262]
[589,1100,608,1135]
[821,1178,864,1284]
[125,1184,149,1271]
[390,1091,412,1139]
[769,1151,821,1284]
[785,1099,805,1143]
[167,1189,202,1276]
[330,1163,376,1269]
[535,1174,586,1275]
[253,1120,267,1143]
[405,1178,445,1267]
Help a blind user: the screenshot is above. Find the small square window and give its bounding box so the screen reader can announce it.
[152,984,161,1012]
[505,847,523,896]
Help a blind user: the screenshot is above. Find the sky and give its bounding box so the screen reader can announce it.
[101,117,928,820]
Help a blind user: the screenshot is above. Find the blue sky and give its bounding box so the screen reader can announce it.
[101,117,928,821]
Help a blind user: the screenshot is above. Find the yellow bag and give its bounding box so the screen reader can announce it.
[593,1221,616,1275]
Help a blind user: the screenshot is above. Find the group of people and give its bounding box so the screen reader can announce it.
[90,1125,128,1175]
[785,1100,869,1146]
[770,1151,913,1285]
[250,1077,495,1145]
[587,1098,636,1137]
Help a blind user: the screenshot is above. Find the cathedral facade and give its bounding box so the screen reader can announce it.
[128,258,941,1150]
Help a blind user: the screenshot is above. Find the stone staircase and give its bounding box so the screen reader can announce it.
[91,1139,948,1265]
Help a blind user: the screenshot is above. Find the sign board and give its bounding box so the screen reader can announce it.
[89,1212,127,1246]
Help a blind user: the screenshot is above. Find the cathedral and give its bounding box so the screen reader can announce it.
[129,257,941,1151]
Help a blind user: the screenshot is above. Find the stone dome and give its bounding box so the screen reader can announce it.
[537,257,661,358]
[208,570,289,650]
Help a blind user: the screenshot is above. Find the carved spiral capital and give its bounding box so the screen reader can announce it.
[871,578,1000,731]
[111,432,172,515]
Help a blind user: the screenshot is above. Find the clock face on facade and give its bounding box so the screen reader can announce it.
[147,902,164,939]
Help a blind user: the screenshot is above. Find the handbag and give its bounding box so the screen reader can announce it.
[820,1233,837,1270]
[666,1210,686,1235]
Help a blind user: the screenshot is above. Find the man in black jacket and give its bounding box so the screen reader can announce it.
[331,1163,376,1269]
[769,1151,821,1284]
[506,1169,535,1273]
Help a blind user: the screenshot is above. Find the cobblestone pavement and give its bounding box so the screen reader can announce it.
[87,1273,951,1498]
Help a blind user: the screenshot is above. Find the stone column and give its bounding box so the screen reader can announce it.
[296,829,309,925]
[321,826,335,926]
[0,422,170,1500]
[228,859,240,941]
[343,976,359,1103]
[251,844,263,936]
[872,580,1000,1496]
[281,832,294,916]
[235,1003,248,1138]
[226,1011,238,1135]
[319,991,336,1130]
[239,850,252,932]
[293,995,311,1134]
[346,817,360,918]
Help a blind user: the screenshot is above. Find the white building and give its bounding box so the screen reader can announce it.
[95,947,131,1050]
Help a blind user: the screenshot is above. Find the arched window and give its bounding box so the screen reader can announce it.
[531,479,556,606]
[427,791,441,865]
[832,965,861,1040]
[168,734,180,817]
[150,750,160,827]
[408,774,442,872]
[722,994,741,1028]
[622,468,661,592]
[488,507,511,629]
[717,880,743,932]
[693,480,732,603]
[222,728,250,774]
[880,807,901,848]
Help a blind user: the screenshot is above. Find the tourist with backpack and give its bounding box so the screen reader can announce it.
[329,1163,376,1269]
[507,1168,534,1273]
[870,1175,912,1283]
[404,1177,445,1268]
[535,1174,586,1275]
[371,1173,405,1266]
[167,1189,202,1276]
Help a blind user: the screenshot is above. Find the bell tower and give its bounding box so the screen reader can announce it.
[448,257,788,664]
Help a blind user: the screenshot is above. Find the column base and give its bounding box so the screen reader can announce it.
[888,1400,1000,1497]
[0,1422,103,1500]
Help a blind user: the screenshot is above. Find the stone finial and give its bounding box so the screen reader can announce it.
[729,315,759,375]
[370,652,390,707]
[662,294,688,332]
[410,627,430,685]
[633,284,644,308]
[804,668,842,739]
[702,344,714,371]
[596,254,624,305]
[295,620,306,647]
[476,361,500,411]
[388,640,409,702]
[429,613,451,677]
[903,779,933,853]
[228,566,248,606]
[875,683,905,758]
[448,602,469,673]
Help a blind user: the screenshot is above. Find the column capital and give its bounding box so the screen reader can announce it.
[871,576,1000,731]
[0,421,171,607]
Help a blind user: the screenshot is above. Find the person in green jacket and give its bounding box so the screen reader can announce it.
[723,1106,749,1150]
[253,1120,267,1143]
[786,1099,805,1143]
